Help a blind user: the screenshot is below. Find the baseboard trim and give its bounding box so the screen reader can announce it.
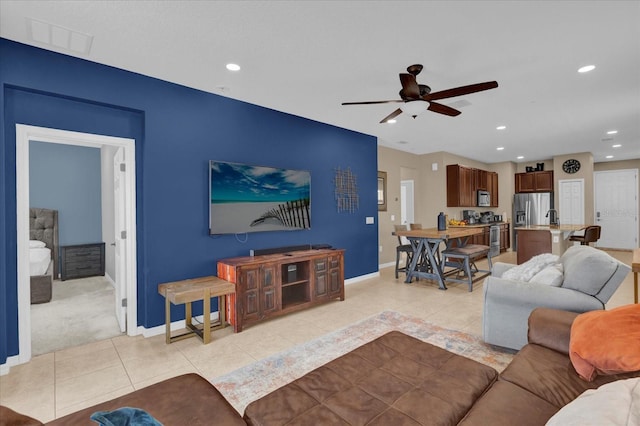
[345,271,380,285]
[0,354,21,376]
[138,311,222,338]
[379,261,395,269]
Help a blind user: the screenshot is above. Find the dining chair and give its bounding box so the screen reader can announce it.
[394,225,413,279]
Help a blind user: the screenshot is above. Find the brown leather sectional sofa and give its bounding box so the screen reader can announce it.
[3,308,638,425]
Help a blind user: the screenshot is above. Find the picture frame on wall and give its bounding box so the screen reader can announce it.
[377,171,387,211]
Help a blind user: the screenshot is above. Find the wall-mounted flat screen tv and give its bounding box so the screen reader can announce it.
[209,160,311,235]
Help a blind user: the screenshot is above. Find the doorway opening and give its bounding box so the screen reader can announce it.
[15,125,138,365]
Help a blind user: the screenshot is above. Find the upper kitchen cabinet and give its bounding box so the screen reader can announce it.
[515,170,554,193]
[447,164,475,207]
[474,168,488,190]
[447,164,499,207]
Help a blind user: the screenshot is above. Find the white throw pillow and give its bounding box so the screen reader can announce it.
[29,240,46,248]
[529,263,564,287]
[545,377,640,426]
[502,253,559,282]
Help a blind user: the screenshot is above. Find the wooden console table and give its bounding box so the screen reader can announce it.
[158,276,235,344]
[218,248,345,332]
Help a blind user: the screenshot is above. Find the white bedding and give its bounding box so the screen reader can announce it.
[30,246,51,276]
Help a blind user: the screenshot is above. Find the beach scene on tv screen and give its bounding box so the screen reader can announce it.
[210,161,311,234]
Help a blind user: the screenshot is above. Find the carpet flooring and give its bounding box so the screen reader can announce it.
[212,310,515,415]
[30,276,124,356]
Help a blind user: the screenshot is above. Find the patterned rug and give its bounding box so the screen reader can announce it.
[211,310,515,415]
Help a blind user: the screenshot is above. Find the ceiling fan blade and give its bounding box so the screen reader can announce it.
[342,100,404,105]
[400,73,421,99]
[428,102,461,116]
[425,81,498,101]
[380,108,403,123]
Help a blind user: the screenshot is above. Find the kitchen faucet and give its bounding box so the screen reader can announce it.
[545,209,559,225]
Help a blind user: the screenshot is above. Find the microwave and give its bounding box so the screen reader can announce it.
[477,190,490,207]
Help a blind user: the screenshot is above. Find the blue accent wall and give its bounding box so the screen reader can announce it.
[0,38,378,364]
[30,141,102,246]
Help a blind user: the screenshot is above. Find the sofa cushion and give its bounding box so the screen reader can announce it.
[499,343,640,409]
[502,253,559,282]
[570,304,640,381]
[545,377,640,426]
[46,374,245,426]
[458,380,558,426]
[561,246,617,295]
[243,331,498,426]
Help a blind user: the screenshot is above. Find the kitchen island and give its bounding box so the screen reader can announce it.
[448,222,511,254]
[515,224,589,264]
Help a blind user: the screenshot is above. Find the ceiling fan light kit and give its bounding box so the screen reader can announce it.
[342,64,498,123]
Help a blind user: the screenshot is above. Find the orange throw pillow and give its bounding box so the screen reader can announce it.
[569,304,640,381]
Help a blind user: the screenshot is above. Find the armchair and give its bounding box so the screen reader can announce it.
[483,245,630,350]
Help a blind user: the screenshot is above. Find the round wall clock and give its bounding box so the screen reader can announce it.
[562,159,581,174]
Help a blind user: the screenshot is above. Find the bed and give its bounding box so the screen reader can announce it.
[29,208,59,304]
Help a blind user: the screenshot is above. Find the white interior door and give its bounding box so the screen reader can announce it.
[594,169,638,249]
[558,179,584,225]
[400,180,414,226]
[113,147,126,332]
[400,180,414,244]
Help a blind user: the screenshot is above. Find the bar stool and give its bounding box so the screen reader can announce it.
[569,226,601,246]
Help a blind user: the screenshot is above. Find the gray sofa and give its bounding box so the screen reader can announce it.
[483,245,630,350]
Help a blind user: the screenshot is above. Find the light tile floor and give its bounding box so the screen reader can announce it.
[0,249,635,422]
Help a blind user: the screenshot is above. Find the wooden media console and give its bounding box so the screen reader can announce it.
[217,248,345,332]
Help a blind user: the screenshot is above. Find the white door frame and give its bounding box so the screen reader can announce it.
[15,124,138,366]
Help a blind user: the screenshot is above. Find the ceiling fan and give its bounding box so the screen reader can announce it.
[342,64,498,123]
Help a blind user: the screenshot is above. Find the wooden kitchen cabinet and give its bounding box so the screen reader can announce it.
[218,249,344,332]
[471,226,490,246]
[474,168,488,190]
[447,164,475,207]
[500,223,510,252]
[515,171,554,193]
[516,229,551,264]
[488,172,499,207]
[448,164,499,207]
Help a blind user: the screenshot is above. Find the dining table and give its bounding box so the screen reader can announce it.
[394,226,483,289]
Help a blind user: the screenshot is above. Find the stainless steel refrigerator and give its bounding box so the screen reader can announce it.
[513,192,553,250]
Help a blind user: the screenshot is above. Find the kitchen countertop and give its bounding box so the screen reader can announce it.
[515,224,588,232]
[449,222,509,228]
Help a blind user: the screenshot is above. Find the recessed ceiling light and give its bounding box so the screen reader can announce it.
[606,155,614,159]
[607,130,618,135]
[497,147,505,151]
[226,63,241,71]
[578,65,595,73]
[517,156,524,160]
[612,144,622,148]
[387,119,397,124]
[496,125,506,130]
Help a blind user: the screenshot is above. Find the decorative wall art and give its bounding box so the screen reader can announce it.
[334,167,359,213]
[377,171,387,211]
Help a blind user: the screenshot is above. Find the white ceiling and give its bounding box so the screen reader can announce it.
[2,1,639,164]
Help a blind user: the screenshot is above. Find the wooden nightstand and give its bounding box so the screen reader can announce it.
[60,242,105,281]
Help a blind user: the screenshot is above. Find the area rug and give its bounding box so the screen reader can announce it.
[211,310,515,414]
